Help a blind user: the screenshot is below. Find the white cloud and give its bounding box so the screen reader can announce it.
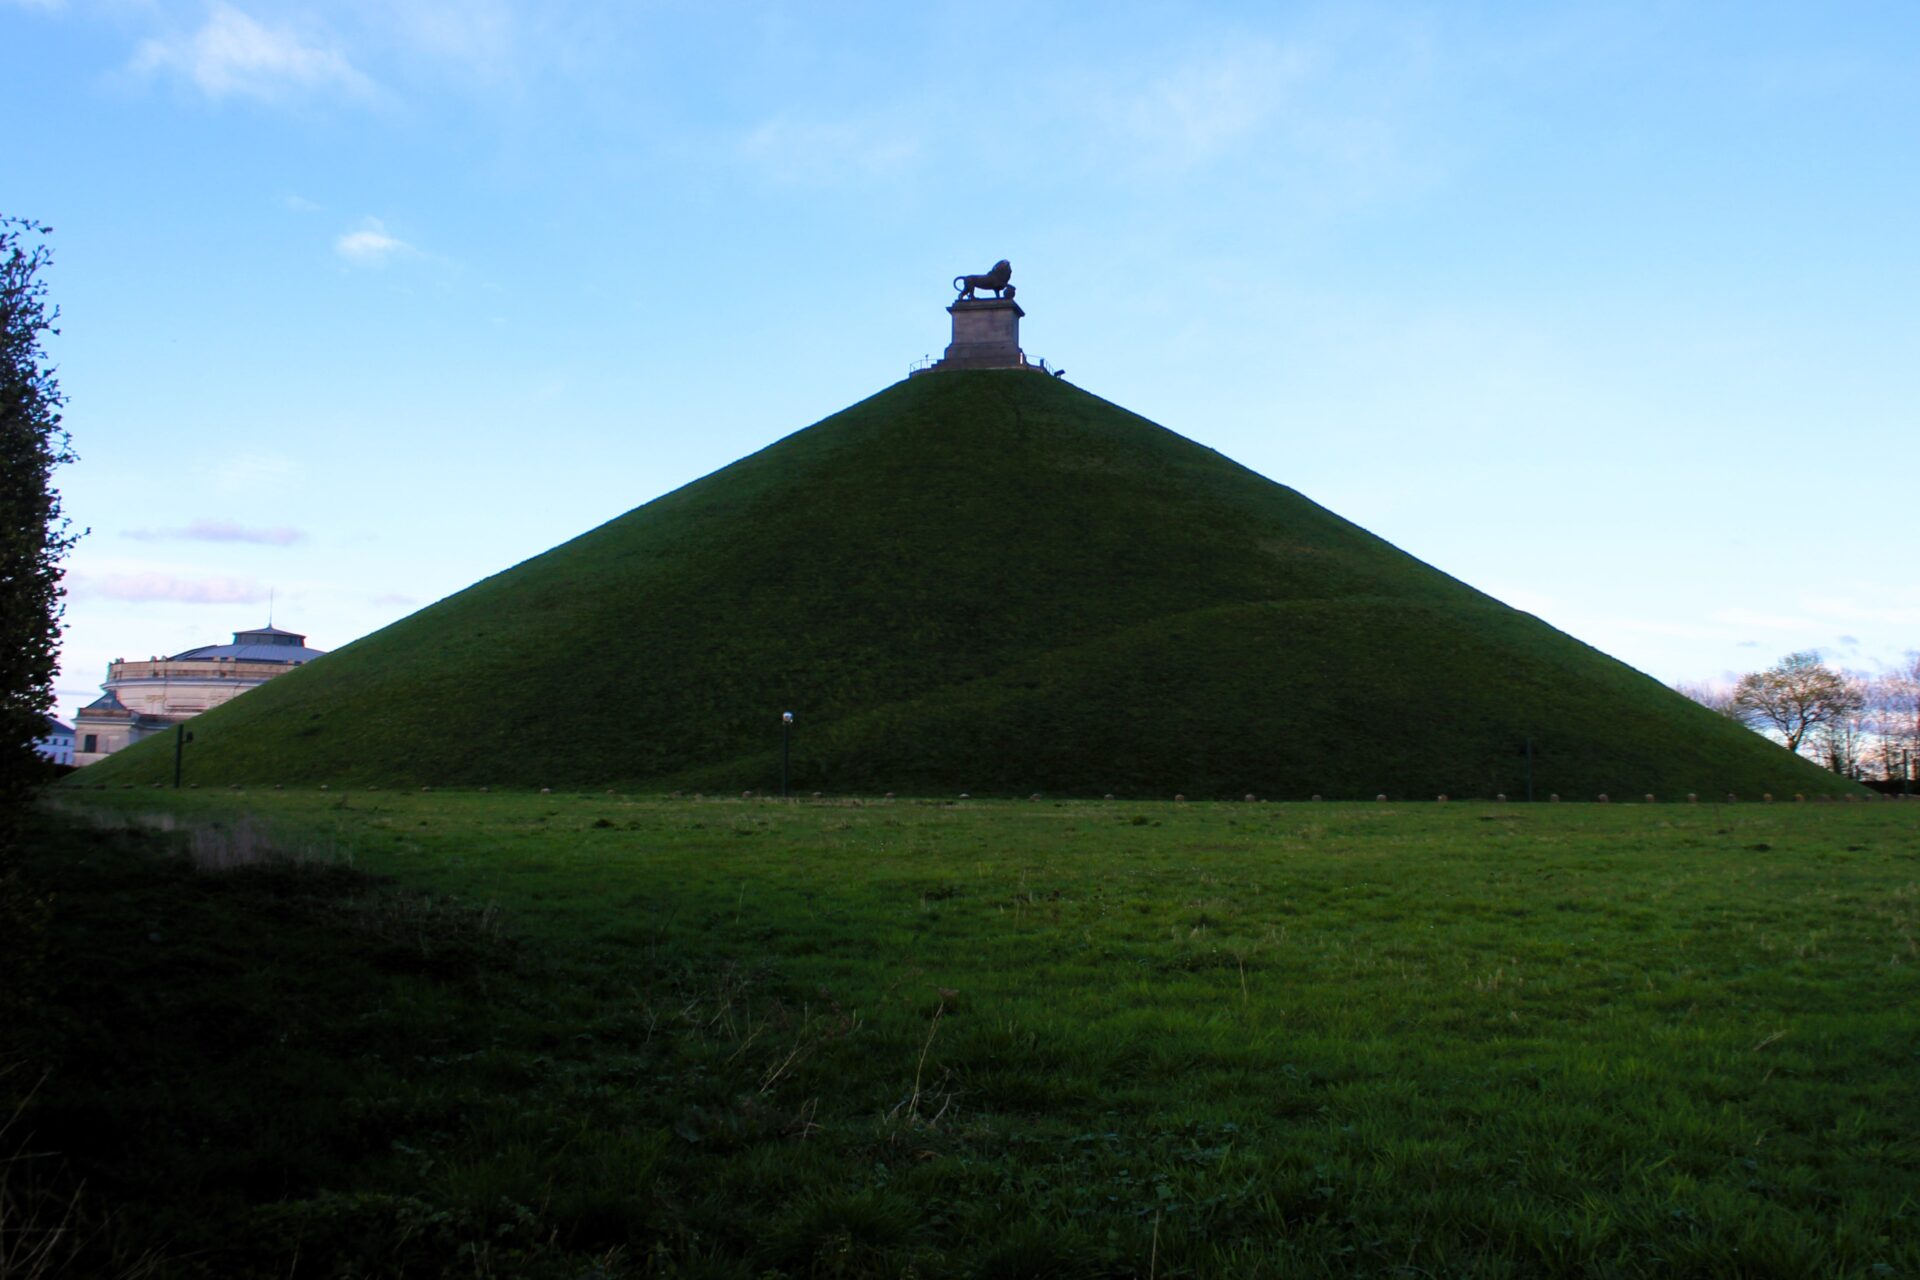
[334,217,415,264]
[133,3,374,104]
[739,115,920,186]
[213,453,297,495]
[69,572,264,605]
[284,193,325,213]
[1118,43,1309,167]
[1709,608,1818,632]
[125,519,306,546]
[383,0,516,78]
[1598,616,1728,640]
[1073,20,1443,199]
[1799,594,1920,628]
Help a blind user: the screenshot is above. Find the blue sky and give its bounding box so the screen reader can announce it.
[9,0,1918,724]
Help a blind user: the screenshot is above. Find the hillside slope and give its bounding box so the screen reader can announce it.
[75,372,1849,797]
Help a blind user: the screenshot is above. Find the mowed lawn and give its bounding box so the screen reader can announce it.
[14,791,1920,1278]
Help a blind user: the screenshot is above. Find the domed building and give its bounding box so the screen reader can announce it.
[73,624,326,766]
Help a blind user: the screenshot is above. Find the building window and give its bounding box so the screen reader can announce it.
[83,734,97,754]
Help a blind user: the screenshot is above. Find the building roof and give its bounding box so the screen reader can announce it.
[169,624,327,665]
[42,714,73,735]
[77,690,182,730]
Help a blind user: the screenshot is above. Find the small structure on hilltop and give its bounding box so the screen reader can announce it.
[73,624,325,765]
[914,259,1058,376]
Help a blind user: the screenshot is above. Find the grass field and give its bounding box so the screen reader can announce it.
[7,790,1918,1277]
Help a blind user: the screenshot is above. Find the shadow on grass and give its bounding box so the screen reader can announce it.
[2,806,528,1277]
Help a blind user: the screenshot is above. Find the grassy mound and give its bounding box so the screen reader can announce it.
[74,371,1846,796]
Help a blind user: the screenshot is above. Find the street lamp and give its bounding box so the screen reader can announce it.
[781,711,794,799]
[173,725,194,789]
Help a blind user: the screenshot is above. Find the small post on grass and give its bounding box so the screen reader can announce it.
[781,711,794,799]
[1905,750,1911,798]
[172,725,193,789]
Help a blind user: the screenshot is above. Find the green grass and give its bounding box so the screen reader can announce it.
[69,372,1852,799]
[9,789,1918,1277]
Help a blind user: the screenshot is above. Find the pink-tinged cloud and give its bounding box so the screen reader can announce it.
[74,573,264,604]
[125,519,306,545]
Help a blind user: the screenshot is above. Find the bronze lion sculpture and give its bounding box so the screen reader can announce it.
[953,260,1014,300]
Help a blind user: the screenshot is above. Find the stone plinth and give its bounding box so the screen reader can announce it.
[915,297,1029,374]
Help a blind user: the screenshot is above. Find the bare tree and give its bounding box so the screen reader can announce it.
[1867,654,1920,781]
[1815,695,1871,779]
[1731,652,1865,757]
[1673,680,1742,720]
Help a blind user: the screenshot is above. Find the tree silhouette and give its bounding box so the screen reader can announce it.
[1,217,79,806]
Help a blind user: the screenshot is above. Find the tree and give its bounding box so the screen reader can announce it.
[1865,655,1920,782]
[1815,697,1871,779]
[1,217,77,807]
[1673,680,1742,720]
[1731,651,1864,758]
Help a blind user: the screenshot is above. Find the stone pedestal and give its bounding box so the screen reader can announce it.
[915,298,1028,374]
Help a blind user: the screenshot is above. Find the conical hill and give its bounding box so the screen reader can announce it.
[76,371,1848,798]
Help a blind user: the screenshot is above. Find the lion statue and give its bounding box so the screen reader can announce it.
[953,260,1014,300]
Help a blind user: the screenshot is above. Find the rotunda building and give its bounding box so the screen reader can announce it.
[73,624,326,765]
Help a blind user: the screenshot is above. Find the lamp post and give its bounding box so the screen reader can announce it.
[781,711,794,799]
[172,725,193,789]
